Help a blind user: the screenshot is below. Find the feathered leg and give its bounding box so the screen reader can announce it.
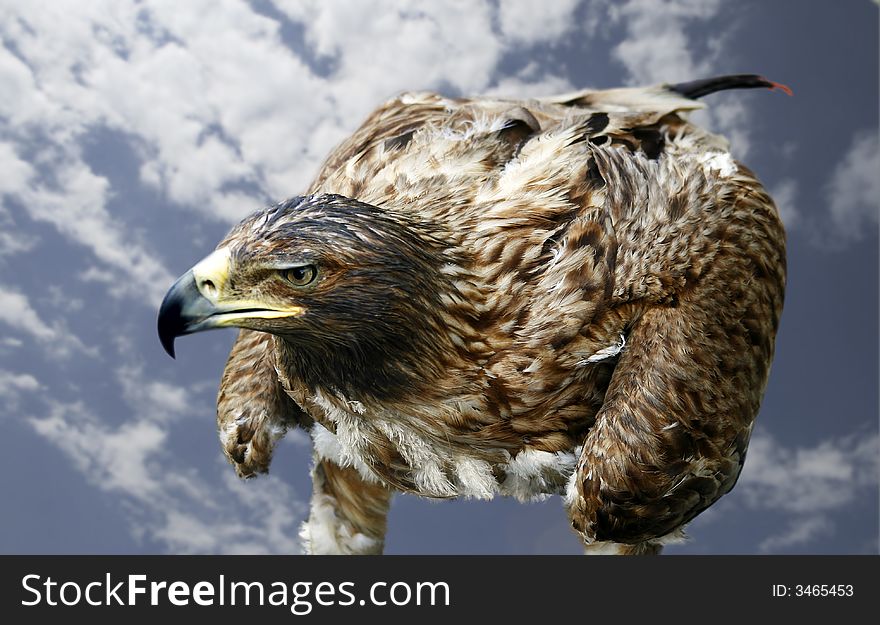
[217,329,310,477]
[300,457,393,555]
[582,541,664,555]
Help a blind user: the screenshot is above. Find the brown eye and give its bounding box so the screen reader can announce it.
[283,265,317,286]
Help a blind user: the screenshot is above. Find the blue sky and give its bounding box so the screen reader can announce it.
[0,0,877,554]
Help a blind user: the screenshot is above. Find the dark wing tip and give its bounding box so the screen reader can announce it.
[668,74,793,99]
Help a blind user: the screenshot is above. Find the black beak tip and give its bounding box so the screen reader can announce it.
[160,333,177,359]
[158,306,179,359]
[158,269,219,359]
[158,278,188,359]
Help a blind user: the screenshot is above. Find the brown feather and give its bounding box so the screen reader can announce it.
[189,78,788,554]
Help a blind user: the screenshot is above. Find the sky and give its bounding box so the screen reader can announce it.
[0,0,877,555]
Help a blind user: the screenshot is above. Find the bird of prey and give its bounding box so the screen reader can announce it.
[158,74,787,555]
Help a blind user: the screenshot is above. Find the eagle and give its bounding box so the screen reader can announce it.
[158,74,787,555]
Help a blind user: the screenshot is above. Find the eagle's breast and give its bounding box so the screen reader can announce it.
[298,385,581,501]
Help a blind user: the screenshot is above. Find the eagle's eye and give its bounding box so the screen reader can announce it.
[282,264,317,286]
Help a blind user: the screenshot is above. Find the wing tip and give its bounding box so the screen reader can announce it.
[669,74,793,99]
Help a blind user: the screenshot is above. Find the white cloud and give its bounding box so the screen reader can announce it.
[0,141,37,199]
[1,0,590,315]
[732,429,879,552]
[3,0,586,209]
[30,403,169,497]
[758,517,833,553]
[769,177,799,228]
[483,61,574,99]
[0,137,175,306]
[707,98,751,160]
[0,229,37,257]
[266,0,507,194]
[0,369,41,412]
[0,370,40,394]
[44,285,85,313]
[604,0,768,159]
[4,0,855,557]
[116,364,194,422]
[826,130,880,241]
[27,399,306,554]
[0,286,95,359]
[609,0,722,86]
[740,430,878,514]
[498,0,582,45]
[0,289,56,342]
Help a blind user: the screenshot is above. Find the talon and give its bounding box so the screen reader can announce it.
[230,444,247,464]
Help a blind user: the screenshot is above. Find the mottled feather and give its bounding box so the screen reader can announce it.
[171,76,787,554]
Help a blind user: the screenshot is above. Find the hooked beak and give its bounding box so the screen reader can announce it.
[157,269,216,358]
[157,248,304,358]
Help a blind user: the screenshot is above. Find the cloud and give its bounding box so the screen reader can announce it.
[0,369,41,413]
[2,0,604,556]
[115,363,195,423]
[0,370,40,394]
[604,0,765,159]
[758,517,833,553]
[740,429,878,514]
[608,0,722,86]
[27,398,307,554]
[18,323,307,553]
[498,0,582,45]
[484,63,574,99]
[0,286,96,360]
[146,470,305,555]
[768,177,799,228]
[0,230,37,257]
[825,130,879,242]
[4,0,867,557]
[707,98,752,162]
[733,429,879,552]
[29,402,169,497]
[1,0,591,314]
[0,137,175,307]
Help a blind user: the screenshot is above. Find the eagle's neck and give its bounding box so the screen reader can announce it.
[271,265,478,406]
[272,331,441,405]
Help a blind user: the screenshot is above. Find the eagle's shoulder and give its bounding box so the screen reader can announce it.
[307,83,732,223]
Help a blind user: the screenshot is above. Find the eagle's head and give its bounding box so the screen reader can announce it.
[158,194,458,399]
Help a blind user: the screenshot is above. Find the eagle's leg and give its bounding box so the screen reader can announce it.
[299,457,393,555]
[566,218,783,554]
[217,329,310,478]
[581,541,664,555]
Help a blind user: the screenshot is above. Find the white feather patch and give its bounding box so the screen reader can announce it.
[579,334,626,366]
[582,528,689,555]
[311,424,343,464]
[700,151,738,177]
[310,391,381,484]
[309,389,584,502]
[453,456,498,500]
[582,542,632,555]
[375,420,457,497]
[501,448,579,502]
[299,492,381,555]
[563,464,581,509]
